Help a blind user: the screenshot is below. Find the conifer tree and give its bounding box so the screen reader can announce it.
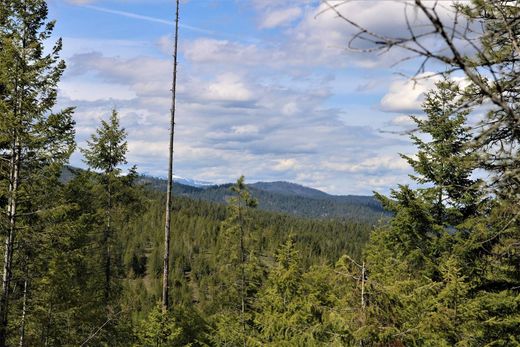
[81,110,127,306]
[254,238,343,346]
[401,78,483,225]
[210,176,261,346]
[365,79,484,345]
[0,1,74,344]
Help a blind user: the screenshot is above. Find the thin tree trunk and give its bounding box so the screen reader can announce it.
[239,203,246,347]
[104,175,112,305]
[361,261,365,311]
[162,0,180,312]
[360,261,366,347]
[18,277,27,347]
[0,139,21,347]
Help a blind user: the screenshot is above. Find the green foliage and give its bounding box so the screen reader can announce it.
[82,109,128,174]
[0,0,75,344]
[134,303,183,346]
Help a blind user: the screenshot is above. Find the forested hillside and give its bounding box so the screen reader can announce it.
[1,1,518,346]
[137,175,385,221]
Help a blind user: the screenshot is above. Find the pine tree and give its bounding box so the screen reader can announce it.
[0,1,74,344]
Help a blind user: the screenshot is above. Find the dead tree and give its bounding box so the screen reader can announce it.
[163,0,180,312]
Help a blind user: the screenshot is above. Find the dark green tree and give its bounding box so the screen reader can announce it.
[0,1,74,344]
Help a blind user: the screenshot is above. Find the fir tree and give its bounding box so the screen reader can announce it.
[81,110,127,306]
[366,79,485,345]
[401,78,483,225]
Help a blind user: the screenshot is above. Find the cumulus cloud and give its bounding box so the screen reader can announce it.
[322,154,409,174]
[380,74,441,113]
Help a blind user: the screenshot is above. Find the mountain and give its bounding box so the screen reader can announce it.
[172,175,214,188]
[60,167,385,221]
[140,176,386,221]
[249,181,329,199]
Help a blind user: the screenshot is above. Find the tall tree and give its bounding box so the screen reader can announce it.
[81,110,127,305]
[365,80,484,345]
[210,176,261,346]
[163,0,180,312]
[0,1,74,345]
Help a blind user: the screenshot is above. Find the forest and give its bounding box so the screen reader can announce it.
[0,0,519,346]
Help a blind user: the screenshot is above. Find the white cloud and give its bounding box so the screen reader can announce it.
[259,7,302,29]
[273,159,300,171]
[380,73,441,113]
[322,154,409,174]
[59,80,135,101]
[203,74,254,102]
[389,115,416,127]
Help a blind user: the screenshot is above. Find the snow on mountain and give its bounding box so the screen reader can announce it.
[172,175,214,188]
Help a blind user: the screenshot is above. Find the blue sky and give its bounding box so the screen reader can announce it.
[48,0,452,195]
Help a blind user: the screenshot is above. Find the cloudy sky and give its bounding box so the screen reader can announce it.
[48,0,452,195]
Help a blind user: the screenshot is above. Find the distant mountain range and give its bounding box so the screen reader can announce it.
[172,175,214,188]
[61,166,386,221]
[139,176,386,221]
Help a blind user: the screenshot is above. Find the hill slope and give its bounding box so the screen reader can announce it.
[140,176,385,221]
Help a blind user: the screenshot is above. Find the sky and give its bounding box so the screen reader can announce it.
[47,0,457,195]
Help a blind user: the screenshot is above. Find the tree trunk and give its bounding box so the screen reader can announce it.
[104,175,112,306]
[162,0,180,312]
[239,203,246,347]
[18,277,27,347]
[0,139,21,347]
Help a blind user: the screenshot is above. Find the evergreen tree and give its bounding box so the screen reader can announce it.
[0,1,74,344]
[365,79,485,345]
[81,109,127,306]
[401,78,483,225]
[254,238,344,346]
[209,176,262,346]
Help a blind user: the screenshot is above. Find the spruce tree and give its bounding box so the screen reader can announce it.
[0,1,74,344]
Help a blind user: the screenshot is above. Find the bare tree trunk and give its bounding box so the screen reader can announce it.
[360,261,365,347]
[162,0,180,312]
[239,204,246,347]
[104,176,112,306]
[0,139,21,347]
[361,261,365,311]
[18,277,27,347]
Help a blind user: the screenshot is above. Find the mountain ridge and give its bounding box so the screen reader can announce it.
[61,166,385,221]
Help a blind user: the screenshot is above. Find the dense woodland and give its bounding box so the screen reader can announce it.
[0,0,519,346]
